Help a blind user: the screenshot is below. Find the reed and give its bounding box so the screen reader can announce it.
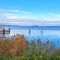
[0,34,59,60]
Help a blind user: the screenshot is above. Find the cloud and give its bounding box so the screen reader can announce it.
[48,13,60,19]
[37,13,60,21]
[0,9,34,25]
[0,9,60,26]
[0,8,32,20]
[0,9,31,13]
[0,9,60,21]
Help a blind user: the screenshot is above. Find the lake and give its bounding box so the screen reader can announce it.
[1,25,60,47]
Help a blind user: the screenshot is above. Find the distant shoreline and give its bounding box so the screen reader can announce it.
[0,25,60,30]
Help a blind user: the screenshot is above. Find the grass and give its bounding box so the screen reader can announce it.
[0,34,60,60]
[0,55,60,60]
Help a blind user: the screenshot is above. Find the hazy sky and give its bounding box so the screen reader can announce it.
[0,0,60,25]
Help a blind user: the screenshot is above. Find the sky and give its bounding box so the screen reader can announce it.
[0,0,60,25]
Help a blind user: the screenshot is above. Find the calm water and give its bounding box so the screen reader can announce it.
[1,25,60,47]
[1,25,60,30]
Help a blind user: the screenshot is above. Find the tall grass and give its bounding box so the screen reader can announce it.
[0,34,60,60]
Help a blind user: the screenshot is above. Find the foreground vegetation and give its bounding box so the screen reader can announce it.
[0,34,60,60]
